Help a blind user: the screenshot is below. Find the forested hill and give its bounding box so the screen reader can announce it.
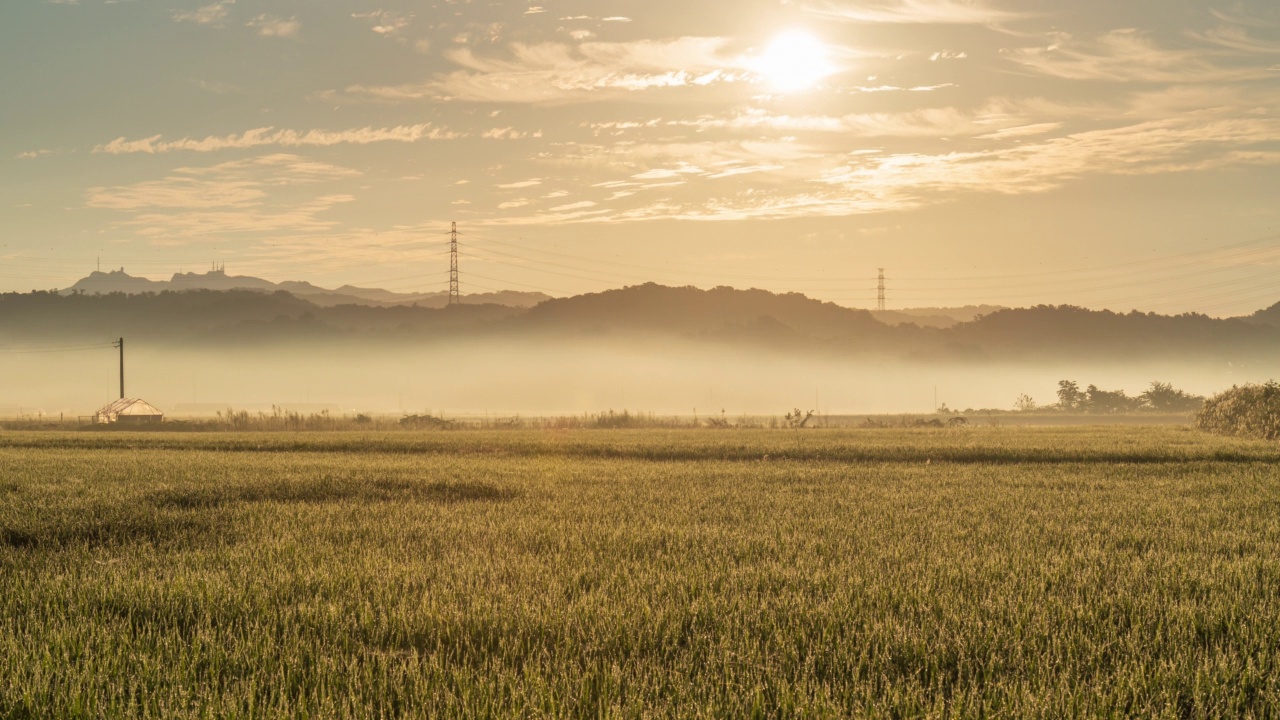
[1242,300,1280,329]
[520,284,890,339]
[952,305,1277,358]
[4,285,1280,360]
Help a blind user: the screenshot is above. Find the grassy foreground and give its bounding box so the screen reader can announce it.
[1,426,1278,718]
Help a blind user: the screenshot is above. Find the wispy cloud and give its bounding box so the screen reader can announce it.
[1191,25,1280,55]
[93,123,458,155]
[483,112,1280,226]
[1209,7,1278,30]
[86,154,359,241]
[481,127,543,140]
[352,10,411,37]
[1007,29,1280,82]
[247,14,298,38]
[498,179,542,189]
[172,0,233,25]
[589,100,1080,140]
[341,37,750,103]
[806,0,1020,25]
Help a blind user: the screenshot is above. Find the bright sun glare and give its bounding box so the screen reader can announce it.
[757,31,834,92]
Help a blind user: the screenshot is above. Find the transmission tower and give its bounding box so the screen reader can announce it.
[876,268,886,312]
[448,221,460,305]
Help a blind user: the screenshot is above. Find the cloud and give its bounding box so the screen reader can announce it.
[482,127,544,140]
[632,164,704,180]
[591,99,1085,140]
[352,10,410,37]
[86,155,359,241]
[93,123,458,154]
[1007,29,1280,83]
[17,150,52,159]
[806,0,1020,25]
[1209,7,1278,29]
[247,14,298,38]
[87,154,358,210]
[819,115,1280,198]
[498,179,542,189]
[479,109,1280,227]
[976,122,1063,139]
[549,200,596,212]
[340,37,751,103]
[1192,25,1280,55]
[172,0,233,25]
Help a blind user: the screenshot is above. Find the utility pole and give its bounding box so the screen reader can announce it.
[877,268,886,312]
[448,221,460,306]
[113,337,124,399]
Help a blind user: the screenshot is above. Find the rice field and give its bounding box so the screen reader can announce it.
[1,426,1278,718]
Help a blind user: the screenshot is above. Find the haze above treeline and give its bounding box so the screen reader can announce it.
[5,267,1280,416]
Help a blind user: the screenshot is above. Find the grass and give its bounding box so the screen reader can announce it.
[1,425,1278,718]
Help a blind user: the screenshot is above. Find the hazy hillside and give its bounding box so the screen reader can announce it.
[64,268,551,309]
[952,305,1279,359]
[7,284,1280,362]
[1241,301,1280,329]
[521,283,895,341]
[7,284,1280,416]
[1,290,522,344]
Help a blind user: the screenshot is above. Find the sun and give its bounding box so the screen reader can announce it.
[755,31,835,92]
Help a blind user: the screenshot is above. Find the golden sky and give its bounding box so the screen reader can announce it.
[3,0,1279,314]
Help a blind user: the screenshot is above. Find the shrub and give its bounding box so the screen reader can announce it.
[1196,382,1280,440]
[784,408,815,429]
[399,413,455,430]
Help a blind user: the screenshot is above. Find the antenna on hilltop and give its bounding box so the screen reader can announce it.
[448,221,460,305]
[877,268,886,312]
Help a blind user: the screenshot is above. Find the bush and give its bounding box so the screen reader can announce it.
[1196,382,1280,440]
[399,413,455,430]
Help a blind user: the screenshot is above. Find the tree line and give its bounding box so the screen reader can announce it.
[1013,381,1205,414]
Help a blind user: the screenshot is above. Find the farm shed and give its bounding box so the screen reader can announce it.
[95,398,164,425]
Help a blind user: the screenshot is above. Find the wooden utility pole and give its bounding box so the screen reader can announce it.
[113,337,124,399]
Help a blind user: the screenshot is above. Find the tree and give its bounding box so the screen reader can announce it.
[1057,380,1085,411]
[1140,381,1205,412]
[1084,384,1140,414]
[1014,394,1038,412]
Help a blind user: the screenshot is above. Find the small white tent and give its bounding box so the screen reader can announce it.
[95,398,164,424]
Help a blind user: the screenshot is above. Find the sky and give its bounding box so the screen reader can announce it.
[2,0,1280,315]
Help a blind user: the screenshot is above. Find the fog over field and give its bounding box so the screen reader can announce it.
[2,338,1264,418]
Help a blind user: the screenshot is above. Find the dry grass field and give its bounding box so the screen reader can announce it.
[2,426,1278,718]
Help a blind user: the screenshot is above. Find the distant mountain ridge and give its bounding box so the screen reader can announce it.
[63,268,551,309]
[13,281,1280,362]
[32,274,1280,362]
[60,269,1004,327]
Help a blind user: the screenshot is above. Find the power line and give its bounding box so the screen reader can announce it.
[0,342,115,354]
